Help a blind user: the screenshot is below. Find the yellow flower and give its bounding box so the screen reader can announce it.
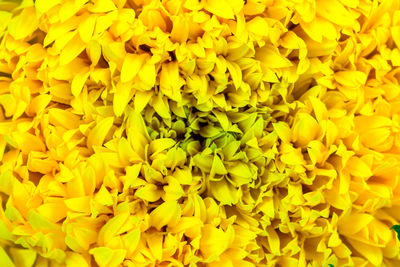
[2,0,400,266]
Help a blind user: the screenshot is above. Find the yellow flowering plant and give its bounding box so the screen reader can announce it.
[0,0,400,266]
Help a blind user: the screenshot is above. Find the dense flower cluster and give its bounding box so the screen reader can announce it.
[1,0,400,266]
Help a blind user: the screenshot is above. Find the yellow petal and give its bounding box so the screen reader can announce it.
[243,1,266,15]
[273,122,291,143]
[71,71,90,97]
[307,140,325,165]
[139,9,167,31]
[334,71,367,87]
[94,185,114,206]
[256,45,293,69]
[45,23,76,48]
[12,132,46,154]
[87,117,114,148]
[226,61,242,89]
[146,233,163,260]
[64,196,91,213]
[338,213,374,236]
[316,0,357,27]
[123,229,140,257]
[203,0,235,19]
[210,179,239,205]
[280,149,306,166]
[188,43,206,58]
[169,217,203,237]
[9,248,36,267]
[98,212,130,246]
[346,239,382,266]
[247,17,269,36]
[78,15,97,43]
[266,227,281,255]
[325,120,338,147]
[89,247,113,267]
[227,163,254,186]
[88,0,117,13]
[354,115,392,133]
[304,36,337,57]
[11,179,30,217]
[0,247,14,267]
[210,154,228,176]
[86,40,101,66]
[36,202,67,223]
[27,210,59,231]
[89,247,126,267]
[0,11,11,34]
[199,224,231,259]
[0,95,17,118]
[122,164,143,191]
[134,91,153,113]
[0,218,13,241]
[171,16,189,43]
[213,111,229,131]
[163,176,184,201]
[292,113,321,147]
[35,0,61,14]
[360,128,391,149]
[149,138,176,155]
[126,110,150,157]
[8,7,38,40]
[113,82,134,117]
[301,17,337,42]
[164,147,187,169]
[152,94,172,120]
[173,167,193,185]
[28,155,58,174]
[137,63,156,91]
[160,62,182,101]
[391,48,400,66]
[346,156,373,178]
[59,1,81,22]
[49,83,73,103]
[309,96,328,122]
[95,11,119,36]
[328,231,341,247]
[27,94,51,116]
[26,43,46,62]
[120,54,146,83]
[391,26,400,48]
[65,252,89,267]
[60,34,86,65]
[135,184,161,202]
[149,201,181,230]
[228,0,245,14]
[118,138,142,165]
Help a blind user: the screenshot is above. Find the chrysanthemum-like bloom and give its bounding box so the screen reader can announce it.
[0,0,400,266]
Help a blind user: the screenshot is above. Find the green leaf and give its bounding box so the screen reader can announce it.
[391,225,400,241]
